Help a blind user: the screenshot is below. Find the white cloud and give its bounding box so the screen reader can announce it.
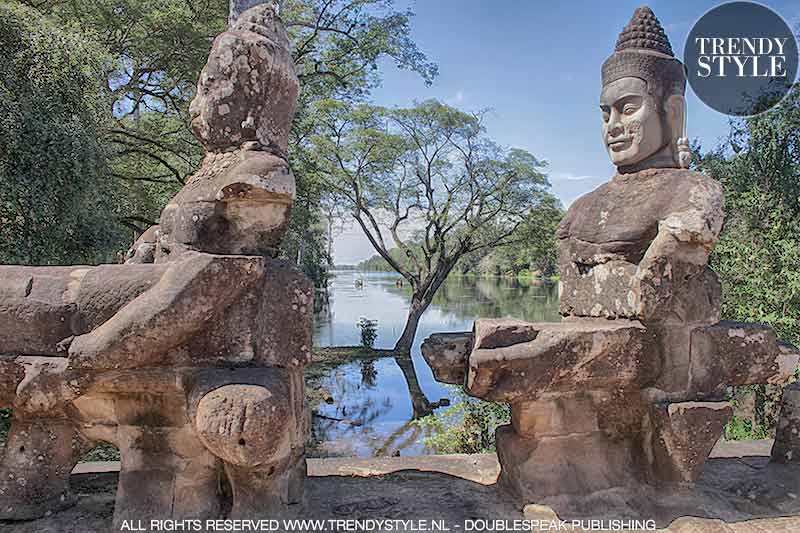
[548,171,607,207]
[550,172,600,182]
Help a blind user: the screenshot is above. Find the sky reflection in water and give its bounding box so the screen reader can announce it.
[311,270,560,457]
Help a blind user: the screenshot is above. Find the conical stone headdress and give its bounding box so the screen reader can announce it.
[602,6,686,97]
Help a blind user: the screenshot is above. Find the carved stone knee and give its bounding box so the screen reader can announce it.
[192,368,304,518]
[196,383,292,468]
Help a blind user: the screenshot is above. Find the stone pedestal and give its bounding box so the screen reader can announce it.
[772,382,800,463]
[0,418,90,520]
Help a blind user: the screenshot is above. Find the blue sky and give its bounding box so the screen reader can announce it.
[332,0,800,264]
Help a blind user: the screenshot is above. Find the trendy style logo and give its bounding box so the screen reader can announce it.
[684,1,798,116]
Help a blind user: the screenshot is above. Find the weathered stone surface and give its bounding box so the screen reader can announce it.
[195,380,292,468]
[420,332,471,385]
[125,225,159,264]
[690,321,800,395]
[511,390,649,439]
[0,4,309,524]
[67,253,265,373]
[156,149,295,261]
[75,264,167,331]
[649,401,732,483]
[0,357,24,407]
[496,424,644,500]
[772,382,800,464]
[112,423,221,531]
[0,418,90,520]
[557,169,724,322]
[473,319,540,349]
[466,319,660,402]
[190,3,297,155]
[253,259,314,368]
[0,266,85,355]
[666,517,735,533]
[12,356,72,417]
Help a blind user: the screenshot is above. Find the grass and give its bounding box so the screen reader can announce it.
[307,346,394,379]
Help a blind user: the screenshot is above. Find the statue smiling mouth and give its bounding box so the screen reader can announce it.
[608,137,632,150]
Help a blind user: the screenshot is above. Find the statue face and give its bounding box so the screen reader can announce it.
[600,77,665,167]
[188,30,298,154]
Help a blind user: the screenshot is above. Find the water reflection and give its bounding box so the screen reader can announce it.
[310,270,559,457]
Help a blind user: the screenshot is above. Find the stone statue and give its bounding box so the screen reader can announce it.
[0,4,310,530]
[422,6,799,503]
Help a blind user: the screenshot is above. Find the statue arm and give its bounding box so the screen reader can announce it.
[632,178,724,319]
[67,252,265,372]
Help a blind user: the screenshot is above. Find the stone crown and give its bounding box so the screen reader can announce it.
[601,6,685,96]
[614,6,674,57]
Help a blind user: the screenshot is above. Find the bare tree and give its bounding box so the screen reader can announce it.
[311,100,553,353]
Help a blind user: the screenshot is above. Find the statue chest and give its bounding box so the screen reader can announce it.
[559,175,676,264]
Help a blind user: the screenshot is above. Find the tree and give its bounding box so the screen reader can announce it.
[697,84,800,436]
[311,99,554,353]
[0,3,128,265]
[283,0,437,283]
[22,0,436,284]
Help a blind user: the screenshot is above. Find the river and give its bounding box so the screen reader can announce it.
[310,270,560,457]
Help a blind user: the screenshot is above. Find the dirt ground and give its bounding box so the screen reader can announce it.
[2,442,800,533]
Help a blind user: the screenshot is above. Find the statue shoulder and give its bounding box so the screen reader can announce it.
[556,180,614,239]
[656,168,725,243]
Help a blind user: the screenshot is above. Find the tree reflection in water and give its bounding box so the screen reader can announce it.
[310,270,559,457]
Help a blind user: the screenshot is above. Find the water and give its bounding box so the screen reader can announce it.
[310,270,560,457]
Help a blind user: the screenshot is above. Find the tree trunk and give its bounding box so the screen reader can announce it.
[229,0,275,26]
[393,296,429,354]
[393,354,432,419]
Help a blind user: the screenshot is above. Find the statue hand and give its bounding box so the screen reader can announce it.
[66,330,109,372]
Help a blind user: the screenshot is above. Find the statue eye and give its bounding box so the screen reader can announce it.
[623,104,638,115]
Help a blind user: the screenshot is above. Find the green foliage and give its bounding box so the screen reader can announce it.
[82,444,121,462]
[0,2,129,265]
[13,1,435,281]
[310,99,555,350]
[698,84,800,439]
[357,317,378,349]
[725,415,771,441]
[415,387,510,454]
[358,193,564,279]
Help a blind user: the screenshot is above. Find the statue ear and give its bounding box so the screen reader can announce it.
[665,94,691,168]
[664,94,686,141]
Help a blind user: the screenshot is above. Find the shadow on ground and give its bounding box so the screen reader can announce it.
[3,450,800,532]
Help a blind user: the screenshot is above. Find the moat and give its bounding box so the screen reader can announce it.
[310,270,559,457]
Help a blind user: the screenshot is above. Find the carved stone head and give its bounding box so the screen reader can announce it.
[189,4,299,155]
[600,6,689,172]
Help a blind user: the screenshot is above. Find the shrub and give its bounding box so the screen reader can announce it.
[357,317,378,349]
[415,386,510,454]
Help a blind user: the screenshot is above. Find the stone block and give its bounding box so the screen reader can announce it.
[467,319,660,402]
[0,418,90,520]
[559,259,638,319]
[0,266,86,355]
[0,356,24,407]
[496,424,644,500]
[473,319,541,349]
[420,332,471,385]
[690,321,799,395]
[649,400,732,483]
[772,381,800,464]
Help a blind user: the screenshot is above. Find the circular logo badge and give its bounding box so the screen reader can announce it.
[685,1,798,116]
